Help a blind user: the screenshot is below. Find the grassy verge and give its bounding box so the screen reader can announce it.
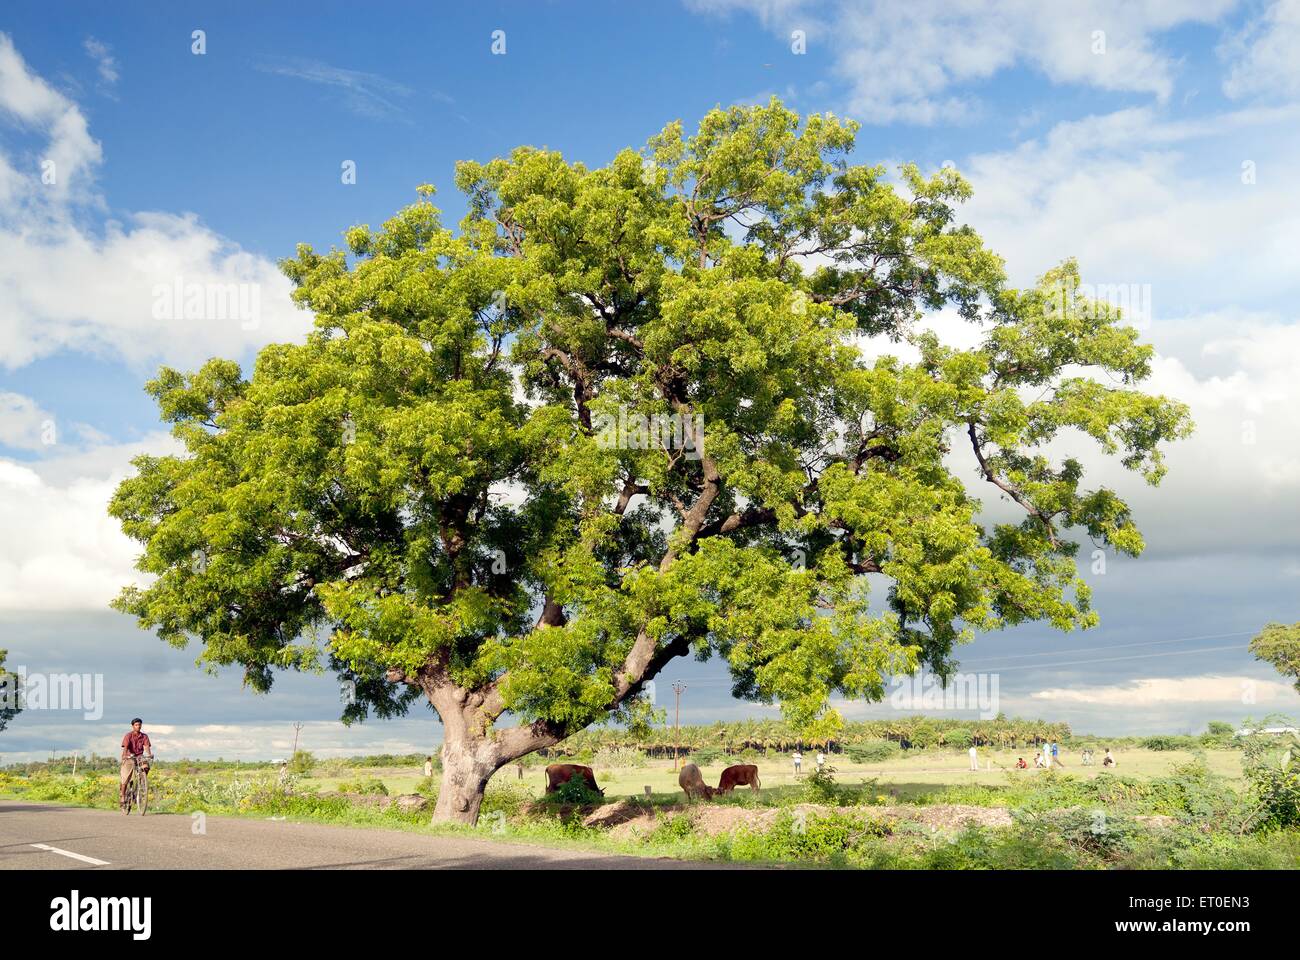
[3,760,1296,870]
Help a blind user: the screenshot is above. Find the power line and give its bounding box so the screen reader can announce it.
[959,630,1252,666]
[974,643,1247,673]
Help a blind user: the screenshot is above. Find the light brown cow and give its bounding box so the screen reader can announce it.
[678,762,714,802]
[716,763,761,794]
[544,763,604,796]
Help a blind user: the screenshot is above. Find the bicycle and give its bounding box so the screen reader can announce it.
[121,754,151,815]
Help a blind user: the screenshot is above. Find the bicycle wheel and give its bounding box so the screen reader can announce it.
[123,771,134,814]
[137,769,148,815]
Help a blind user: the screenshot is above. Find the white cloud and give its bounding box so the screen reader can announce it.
[0,32,101,208]
[0,434,177,612]
[1031,675,1298,705]
[257,58,415,121]
[0,391,56,450]
[82,36,118,88]
[1221,0,1300,100]
[0,32,311,370]
[687,0,1238,124]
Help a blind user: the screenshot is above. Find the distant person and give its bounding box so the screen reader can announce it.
[792,750,803,774]
[1102,749,1116,768]
[968,745,978,771]
[1042,744,1052,770]
[1081,749,1093,766]
[1033,752,1044,768]
[1016,757,1028,769]
[816,751,826,771]
[119,717,153,808]
[1050,740,1060,766]
[423,756,433,778]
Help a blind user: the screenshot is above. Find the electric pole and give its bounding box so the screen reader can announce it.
[672,680,686,771]
[291,721,304,759]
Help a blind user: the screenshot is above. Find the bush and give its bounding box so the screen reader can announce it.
[1240,728,1300,832]
[337,777,388,796]
[690,747,724,767]
[547,776,602,806]
[845,740,899,763]
[287,751,316,775]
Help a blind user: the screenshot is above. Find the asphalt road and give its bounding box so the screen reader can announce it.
[0,800,729,870]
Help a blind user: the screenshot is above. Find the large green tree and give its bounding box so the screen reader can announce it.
[0,649,20,734]
[109,100,1191,823]
[1250,622,1300,693]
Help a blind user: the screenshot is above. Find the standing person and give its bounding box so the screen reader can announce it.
[1050,740,1060,766]
[816,750,826,772]
[792,750,803,774]
[968,744,979,771]
[1042,742,1052,769]
[423,755,433,778]
[119,717,153,809]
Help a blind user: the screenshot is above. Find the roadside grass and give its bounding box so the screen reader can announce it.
[2,748,1294,869]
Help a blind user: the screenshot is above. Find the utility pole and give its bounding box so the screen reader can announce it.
[291,721,304,758]
[672,681,686,771]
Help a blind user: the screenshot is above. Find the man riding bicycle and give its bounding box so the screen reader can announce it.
[120,717,153,808]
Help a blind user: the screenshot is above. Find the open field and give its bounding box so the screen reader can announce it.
[308,747,1249,801]
[5,743,1295,870]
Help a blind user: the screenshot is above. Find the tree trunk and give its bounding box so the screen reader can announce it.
[432,733,499,826]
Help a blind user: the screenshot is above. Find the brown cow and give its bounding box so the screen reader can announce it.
[716,763,761,794]
[678,762,714,802]
[544,763,604,796]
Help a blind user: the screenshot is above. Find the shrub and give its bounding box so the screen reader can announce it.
[690,747,723,767]
[547,776,602,806]
[845,740,899,763]
[337,777,388,796]
[1240,728,1300,832]
[287,751,316,775]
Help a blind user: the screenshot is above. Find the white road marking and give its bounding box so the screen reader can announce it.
[30,843,110,866]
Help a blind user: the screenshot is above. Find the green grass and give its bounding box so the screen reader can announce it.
[2,748,1292,870]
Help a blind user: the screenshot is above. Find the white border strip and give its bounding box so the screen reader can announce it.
[31,843,110,866]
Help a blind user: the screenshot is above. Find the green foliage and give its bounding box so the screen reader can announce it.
[845,740,900,763]
[1250,623,1300,693]
[337,777,389,796]
[1140,735,1192,751]
[1207,721,1235,737]
[0,649,20,734]
[690,746,724,766]
[650,813,695,843]
[729,810,890,864]
[1239,720,1300,832]
[287,751,316,775]
[547,776,602,806]
[108,98,1191,765]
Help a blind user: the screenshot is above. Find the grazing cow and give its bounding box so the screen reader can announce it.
[544,763,604,796]
[678,763,714,802]
[716,763,761,794]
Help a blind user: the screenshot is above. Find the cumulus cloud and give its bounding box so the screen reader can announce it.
[0,433,177,612]
[1031,675,1298,705]
[687,0,1238,123]
[1221,0,1300,100]
[0,32,311,371]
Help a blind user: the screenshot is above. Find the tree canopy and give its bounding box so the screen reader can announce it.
[1250,622,1300,693]
[109,98,1191,821]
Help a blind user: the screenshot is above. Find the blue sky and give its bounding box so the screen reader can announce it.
[1,1,1299,761]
